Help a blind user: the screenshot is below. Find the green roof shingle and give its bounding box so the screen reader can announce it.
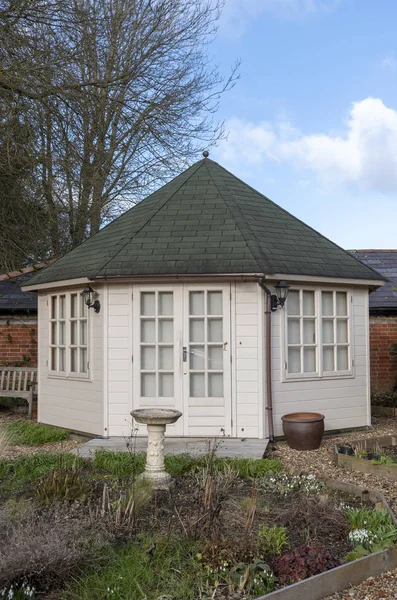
[25,158,385,287]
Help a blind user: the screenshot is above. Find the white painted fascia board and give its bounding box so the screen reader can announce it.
[265,274,385,287]
[92,273,263,282]
[21,277,93,292]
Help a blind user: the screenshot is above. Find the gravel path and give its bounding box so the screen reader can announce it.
[270,417,397,599]
[0,408,81,459]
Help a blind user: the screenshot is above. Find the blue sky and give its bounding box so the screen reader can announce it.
[211,0,397,249]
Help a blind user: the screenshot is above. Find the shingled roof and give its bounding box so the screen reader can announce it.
[24,158,385,288]
[350,250,397,313]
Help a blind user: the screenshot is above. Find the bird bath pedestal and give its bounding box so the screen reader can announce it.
[130,408,182,489]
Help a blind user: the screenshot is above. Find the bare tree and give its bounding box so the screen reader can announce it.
[0,0,239,263]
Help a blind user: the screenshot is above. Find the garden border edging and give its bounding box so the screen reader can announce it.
[255,477,397,600]
[256,547,397,600]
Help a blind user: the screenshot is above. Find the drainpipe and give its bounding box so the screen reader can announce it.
[258,278,275,443]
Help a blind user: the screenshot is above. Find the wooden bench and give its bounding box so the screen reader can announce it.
[0,367,38,418]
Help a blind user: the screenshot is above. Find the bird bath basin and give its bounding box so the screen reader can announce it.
[131,409,182,489]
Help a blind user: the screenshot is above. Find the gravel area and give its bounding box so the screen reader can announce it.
[0,408,81,459]
[269,416,397,599]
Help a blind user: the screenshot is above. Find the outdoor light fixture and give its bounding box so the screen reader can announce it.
[83,285,101,313]
[271,280,290,311]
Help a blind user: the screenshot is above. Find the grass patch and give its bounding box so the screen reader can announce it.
[0,453,85,488]
[62,536,200,600]
[92,449,281,479]
[4,421,69,446]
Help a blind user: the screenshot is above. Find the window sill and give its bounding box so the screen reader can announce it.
[48,372,91,382]
[283,372,354,383]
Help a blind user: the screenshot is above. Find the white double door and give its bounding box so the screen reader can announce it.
[132,284,232,436]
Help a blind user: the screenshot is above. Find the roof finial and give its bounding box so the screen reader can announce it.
[202,150,209,158]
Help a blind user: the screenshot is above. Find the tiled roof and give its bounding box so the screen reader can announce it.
[0,260,55,313]
[350,250,397,313]
[24,159,385,288]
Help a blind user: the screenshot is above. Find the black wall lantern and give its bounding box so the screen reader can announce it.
[83,285,101,313]
[271,280,290,311]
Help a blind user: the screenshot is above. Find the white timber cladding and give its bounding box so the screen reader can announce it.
[37,286,104,435]
[270,285,370,436]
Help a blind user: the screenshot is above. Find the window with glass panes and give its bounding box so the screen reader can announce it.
[50,295,66,372]
[286,289,350,377]
[49,293,89,375]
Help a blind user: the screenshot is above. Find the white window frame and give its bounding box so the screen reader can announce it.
[48,292,90,379]
[282,287,353,381]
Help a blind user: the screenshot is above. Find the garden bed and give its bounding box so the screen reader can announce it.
[336,436,397,482]
[1,446,397,600]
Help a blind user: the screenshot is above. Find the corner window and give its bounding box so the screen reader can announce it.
[49,293,89,377]
[285,289,351,378]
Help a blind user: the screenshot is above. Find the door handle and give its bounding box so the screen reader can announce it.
[223,341,228,351]
[183,347,187,362]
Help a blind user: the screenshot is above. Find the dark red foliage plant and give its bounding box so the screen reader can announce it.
[273,544,340,584]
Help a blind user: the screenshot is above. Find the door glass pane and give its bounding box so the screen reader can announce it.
[159,292,173,316]
[59,295,66,319]
[189,291,204,315]
[158,319,173,342]
[70,348,77,372]
[51,347,57,371]
[302,291,315,316]
[71,294,77,318]
[51,296,57,319]
[336,292,347,316]
[337,319,348,343]
[208,291,222,315]
[208,373,223,397]
[141,292,155,316]
[322,319,334,344]
[287,290,300,315]
[190,319,204,342]
[51,322,57,345]
[323,347,334,371]
[59,322,66,345]
[141,320,155,342]
[303,319,315,344]
[80,321,87,345]
[59,348,65,371]
[80,348,87,373]
[159,373,173,397]
[141,346,156,370]
[288,347,301,373]
[190,373,205,397]
[303,347,316,372]
[337,346,349,370]
[71,321,77,345]
[288,319,300,344]
[322,292,334,316]
[159,346,173,370]
[141,373,156,396]
[190,346,205,370]
[208,318,222,342]
[208,346,223,370]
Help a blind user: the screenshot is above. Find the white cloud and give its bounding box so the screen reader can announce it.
[218,97,397,193]
[219,0,341,38]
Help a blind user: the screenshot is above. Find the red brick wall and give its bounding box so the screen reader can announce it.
[0,316,38,367]
[370,315,397,392]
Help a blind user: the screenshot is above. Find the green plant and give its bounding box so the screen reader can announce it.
[257,524,288,557]
[371,390,397,408]
[230,558,275,596]
[92,449,146,477]
[260,473,325,496]
[346,507,394,531]
[36,468,90,504]
[4,421,69,446]
[0,453,86,490]
[346,507,397,552]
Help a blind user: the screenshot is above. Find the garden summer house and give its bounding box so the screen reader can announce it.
[23,155,385,439]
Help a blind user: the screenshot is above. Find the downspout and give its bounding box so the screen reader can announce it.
[258,278,275,443]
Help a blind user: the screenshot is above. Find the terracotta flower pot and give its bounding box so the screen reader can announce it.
[281,412,325,451]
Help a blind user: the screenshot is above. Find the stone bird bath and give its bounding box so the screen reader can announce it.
[130,408,182,489]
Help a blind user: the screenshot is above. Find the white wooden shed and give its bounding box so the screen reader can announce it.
[23,156,385,439]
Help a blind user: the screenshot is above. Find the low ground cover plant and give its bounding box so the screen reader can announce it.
[345,507,397,558]
[0,445,390,599]
[4,421,69,446]
[371,390,397,407]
